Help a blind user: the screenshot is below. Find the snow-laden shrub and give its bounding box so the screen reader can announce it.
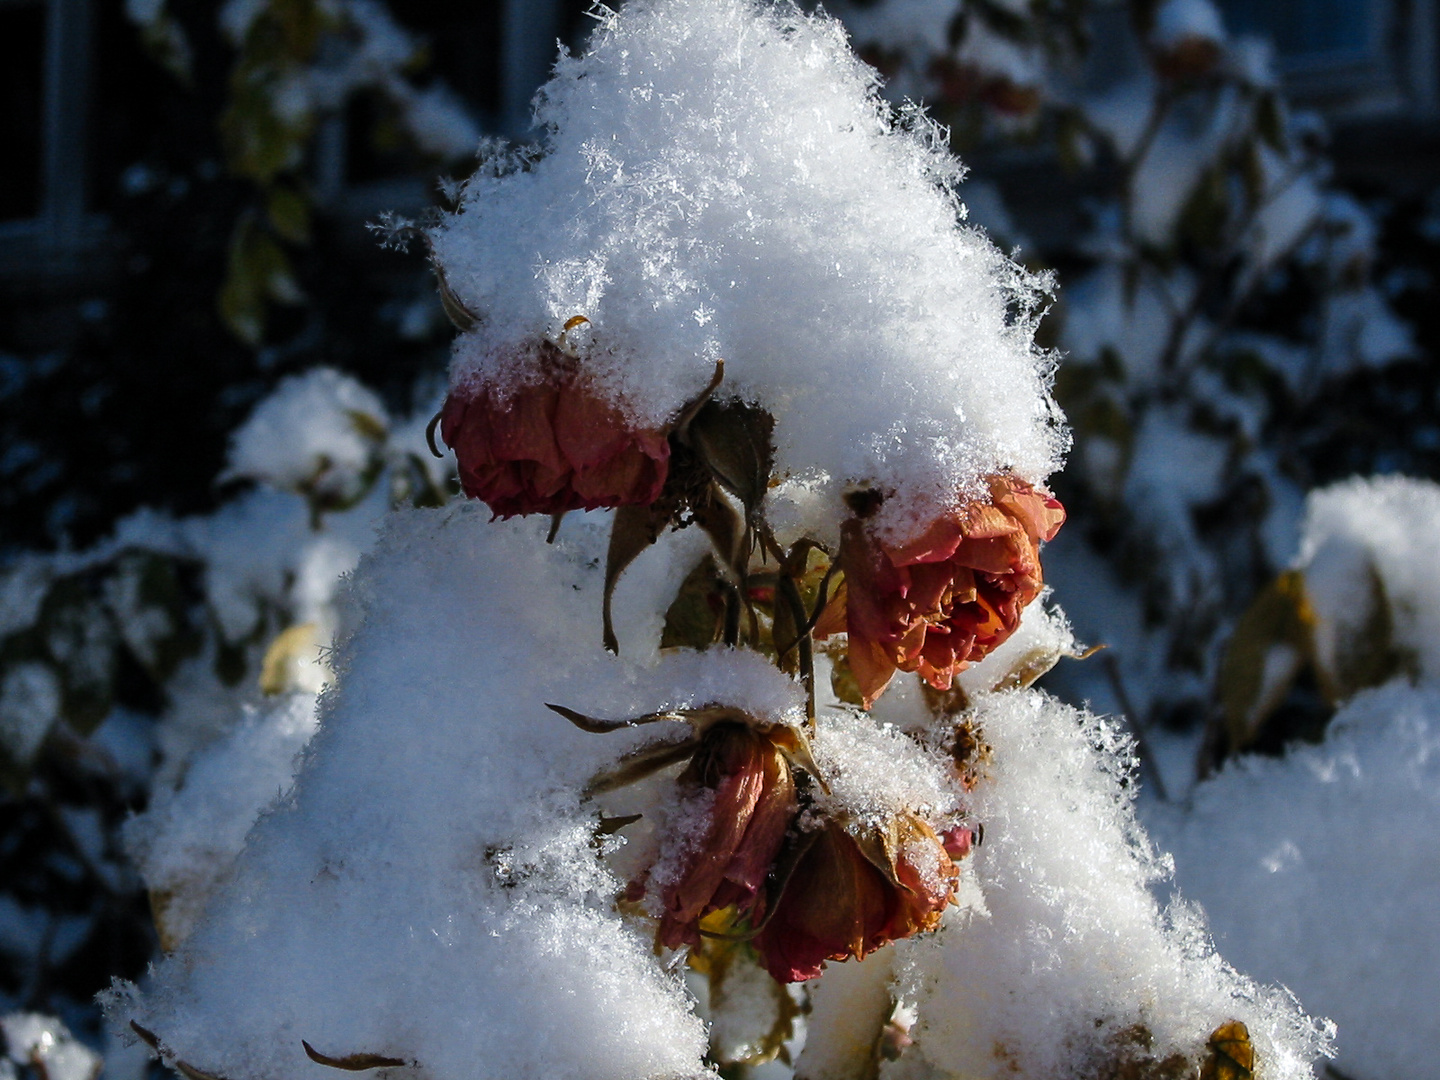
[104,5,1330,1080]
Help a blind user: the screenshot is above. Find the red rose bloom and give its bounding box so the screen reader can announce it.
[440,341,670,517]
[656,722,798,949]
[819,475,1065,707]
[752,815,958,983]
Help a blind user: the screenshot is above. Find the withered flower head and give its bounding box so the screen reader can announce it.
[752,813,959,983]
[440,340,670,518]
[548,702,810,951]
[657,721,799,948]
[819,475,1065,707]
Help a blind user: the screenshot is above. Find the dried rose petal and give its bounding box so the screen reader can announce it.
[753,815,958,983]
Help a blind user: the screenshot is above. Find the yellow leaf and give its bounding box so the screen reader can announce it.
[259,622,322,695]
[1200,1020,1254,1080]
[828,648,865,708]
[346,408,388,443]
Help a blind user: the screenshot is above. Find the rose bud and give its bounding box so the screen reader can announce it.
[818,475,1065,707]
[752,814,959,983]
[655,721,800,949]
[439,340,670,517]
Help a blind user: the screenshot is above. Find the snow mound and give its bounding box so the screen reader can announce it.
[1153,680,1440,1080]
[125,693,320,948]
[894,690,1332,1080]
[109,506,802,1080]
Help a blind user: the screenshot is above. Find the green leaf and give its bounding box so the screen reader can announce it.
[221,83,309,186]
[828,650,865,708]
[1255,92,1285,151]
[219,219,303,345]
[40,578,118,736]
[139,15,195,85]
[661,555,726,651]
[1178,163,1229,252]
[1240,138,1265,207]
[603,504,672,653]
[266,183,312,245]
[1321,566,1420,704]
[103,550,202,684]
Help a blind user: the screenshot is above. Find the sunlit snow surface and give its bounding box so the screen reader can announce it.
[113,507,1330,1080]
[1154,682,1440,1080]
[884,691,1331,1080]
[115,508,725,1080]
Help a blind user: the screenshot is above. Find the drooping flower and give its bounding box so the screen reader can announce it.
[656,721,799,949]
[546,702,809,951]
[439,341,670,517]
[752,814,959,983]
[819,475,1065,707]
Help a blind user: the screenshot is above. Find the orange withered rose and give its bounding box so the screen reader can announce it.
[820,475,1065,707]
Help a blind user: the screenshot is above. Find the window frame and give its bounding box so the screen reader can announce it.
[1223,0,1440,120]
[0,0,109,285]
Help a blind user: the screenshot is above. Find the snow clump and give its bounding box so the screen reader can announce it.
[110,507,727,1080]
[429,0,1067,544]
[124,693,320,949]
[1296,475,1440,685]
[223,368,388,502]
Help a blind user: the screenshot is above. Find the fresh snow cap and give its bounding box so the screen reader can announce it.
[1151,0,1226,47]
[810,711,959,825]
[1296,476,1440,685]
[224,368,388,498]
[430,0,1066,542]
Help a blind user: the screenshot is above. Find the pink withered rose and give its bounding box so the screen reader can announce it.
[819,475,1065,707]
[655,721,799,949]
[439,341,670,517]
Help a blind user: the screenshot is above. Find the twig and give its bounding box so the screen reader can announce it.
[1102,653,1170,802]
